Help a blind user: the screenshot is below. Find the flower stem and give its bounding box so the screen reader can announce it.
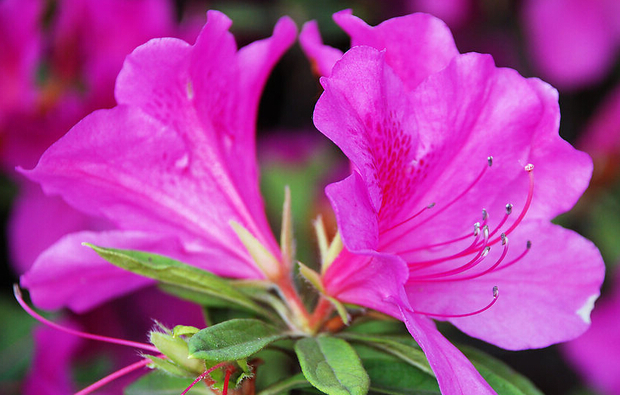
[309,296,334,333]
[275,276,310,332]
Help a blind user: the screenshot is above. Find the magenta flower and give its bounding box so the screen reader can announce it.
[20,10,297,312]
[522,0,620,90]
[303,11,605,394]
[563,269,620,395]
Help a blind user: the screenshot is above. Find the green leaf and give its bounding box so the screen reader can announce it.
[460,346,544,395]
[257,373,313,395]
[336,333,433,376]
[364,359,440,395]
[189,319,286,362]
[124,371,211,395]
[295,336,370,395]
[85,244,274,319]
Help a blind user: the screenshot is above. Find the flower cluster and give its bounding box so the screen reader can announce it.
[6,4,606,395]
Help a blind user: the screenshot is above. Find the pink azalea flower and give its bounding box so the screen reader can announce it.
[563,269,620,395]
[20,10,297,312]
[522,0,620,90]
[303,10,605,394]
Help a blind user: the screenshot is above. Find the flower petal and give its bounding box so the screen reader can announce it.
[22,12,297,279]
[323,248,407,318]
[325,173,378,252]
[299,20,344,77]
[318,46,593,258]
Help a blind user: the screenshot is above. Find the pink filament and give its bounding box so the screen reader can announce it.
[413,287,499,318]
[13,285,159,353]
[487,166,535,246]
[74,356,157,395]
[407,224,489,269]
[406,164,536,281]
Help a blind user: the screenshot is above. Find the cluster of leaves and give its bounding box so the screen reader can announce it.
[89,245,544,395]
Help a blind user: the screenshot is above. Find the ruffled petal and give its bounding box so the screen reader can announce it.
[315,46,419,248]
[333,10,458,90]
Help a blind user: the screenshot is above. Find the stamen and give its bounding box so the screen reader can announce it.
[488,164,534,245]
[443,233,510,282]
[380,157,492,247]
[14,285,158,353]
[413,245,490,279]
[400,223,477,255]
[406,225,488,268]
[413,286,499,318]
[181,362,229,395]
[493,240,532,273]
[481,209,488,222]
[75,356,158,395]
[381,202,436,234]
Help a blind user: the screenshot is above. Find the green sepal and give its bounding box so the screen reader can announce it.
[294,336,369,395]
[298,262,325,293]
[147,356,194,378]
[326,296,351,326]
[84,244,274,319]
[173,325,200,338]
[149,330,204,375]
[188,319,287,362]
[229,221,281,279]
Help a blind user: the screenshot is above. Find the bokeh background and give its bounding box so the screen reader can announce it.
[2,0,619,394]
